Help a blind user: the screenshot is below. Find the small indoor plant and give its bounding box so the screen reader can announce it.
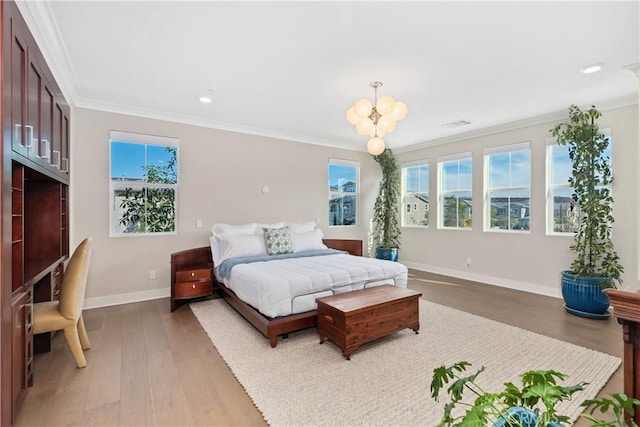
[550,105,623,318]
[430,361,639,427]
[371,148,401,261]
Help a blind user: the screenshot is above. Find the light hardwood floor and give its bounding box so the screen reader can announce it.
[15,269,623,426]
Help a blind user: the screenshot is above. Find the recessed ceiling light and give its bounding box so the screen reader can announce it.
[579,63,604,74]
[199,96,212,103]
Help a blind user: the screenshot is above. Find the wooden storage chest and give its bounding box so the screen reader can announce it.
[317,285,421,359]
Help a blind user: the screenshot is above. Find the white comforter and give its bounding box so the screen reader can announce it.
[217,253,408,318]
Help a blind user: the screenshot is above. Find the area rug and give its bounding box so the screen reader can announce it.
[191,298,621,426]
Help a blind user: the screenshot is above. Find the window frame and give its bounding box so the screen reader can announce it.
[328,158,360,227]
[401,159,429,228]
[483,141,531,233]
[109,131,180,237]
[546,129,612,236]
[437,152,473,230]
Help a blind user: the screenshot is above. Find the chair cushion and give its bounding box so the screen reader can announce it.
[33,301,74,334]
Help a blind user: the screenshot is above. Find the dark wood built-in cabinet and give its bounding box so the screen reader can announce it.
[1,1,72,424]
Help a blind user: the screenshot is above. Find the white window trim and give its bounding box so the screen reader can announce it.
[483,142,531,233]
[401,159,429,228]
[109,131,180,237]
[328,158,360,228]
[437,153,472,230]
[545,128,611,236]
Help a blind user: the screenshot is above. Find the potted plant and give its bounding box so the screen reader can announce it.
[431,361,640,427]
[550,105,623,318]
[371,148,401,261]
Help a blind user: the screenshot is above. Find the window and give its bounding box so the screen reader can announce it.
[328,159,359,226]
[438,153,472,229]
[546,130,612,234]
[402,161,429,227]
[110,131,179,236]
[484,142,531,232]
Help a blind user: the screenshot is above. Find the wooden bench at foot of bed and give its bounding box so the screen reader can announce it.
[174,239,364,348]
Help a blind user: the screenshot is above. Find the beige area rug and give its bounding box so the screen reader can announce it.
[191,298,620,426]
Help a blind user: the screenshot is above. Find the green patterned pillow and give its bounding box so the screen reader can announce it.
[263,226,293,255]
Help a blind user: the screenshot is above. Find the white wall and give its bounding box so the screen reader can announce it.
[71,108,381,307]
[72,104,638,307]
[395,105,639,296]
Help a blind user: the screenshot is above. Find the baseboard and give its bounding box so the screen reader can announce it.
[84,287,170,310]
[402,261,563,299]
[82,264,563,310]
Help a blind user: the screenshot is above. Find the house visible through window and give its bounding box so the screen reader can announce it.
[484,142,531,232]
[546,130,612,234]
[438,153,472,229]
[328,159,359,226]
[402,161,429,227]
[110,131,179,236]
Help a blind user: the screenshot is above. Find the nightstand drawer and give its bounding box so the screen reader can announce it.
[176,268,211,282]
[175,281,212,299]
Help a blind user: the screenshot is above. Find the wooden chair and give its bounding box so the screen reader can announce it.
[33,238,93,368]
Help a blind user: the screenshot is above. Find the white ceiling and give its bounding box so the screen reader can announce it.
[18,1,640,153]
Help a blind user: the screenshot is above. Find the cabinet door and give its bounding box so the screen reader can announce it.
[51,102,62,170]
[11,290,32,421]
[61,113,70,174]
[26,57,42,163]
[40,86,53,164]
[8,13,29,158]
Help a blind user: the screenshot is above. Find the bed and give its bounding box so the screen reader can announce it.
[186,222,409,347]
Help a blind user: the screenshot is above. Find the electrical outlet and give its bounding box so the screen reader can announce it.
[466,258,472,268]
[149,270,157,280]
[196,219,203,229]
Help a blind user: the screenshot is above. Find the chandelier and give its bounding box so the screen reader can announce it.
[346,81,407,156]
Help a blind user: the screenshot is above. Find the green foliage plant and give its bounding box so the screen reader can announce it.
[431,361,640,427]
[430,361,586,427]
[551,105,623,287]
[119,146,178,233]
[372,148,401,249]
[582,393,640,426]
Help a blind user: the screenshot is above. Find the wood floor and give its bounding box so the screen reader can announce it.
[15,269,623,426]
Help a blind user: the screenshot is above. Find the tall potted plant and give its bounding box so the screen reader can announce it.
[551,105,623,318]
[372,148,401,261]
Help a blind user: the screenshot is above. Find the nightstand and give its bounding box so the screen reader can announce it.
[170,247,214,312]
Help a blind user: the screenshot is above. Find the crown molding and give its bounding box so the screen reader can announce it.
[15,1,80,105]
[75,97,360,152]
[394,93,639,154]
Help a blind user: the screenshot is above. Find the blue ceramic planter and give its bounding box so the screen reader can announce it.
[492,407,562,427]
[375,247,398,262]
[561,271,611,318]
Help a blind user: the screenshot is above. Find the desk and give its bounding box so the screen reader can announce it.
[605,289,640,425]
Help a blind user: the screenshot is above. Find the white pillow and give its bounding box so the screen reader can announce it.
[216,233,268,265]
[209,235,223,267]
[211,223,257,236]
[255,222,286,234]
[291,228,327,252]
[287,220,317,234]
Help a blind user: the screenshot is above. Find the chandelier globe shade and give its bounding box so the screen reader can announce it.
[391,101,408,120]
[346,107,358,125]
[367,137,385,156]
[356,118,374,135]
[354,99,373,117]
[346,81,407,155]
[376,95,396,115]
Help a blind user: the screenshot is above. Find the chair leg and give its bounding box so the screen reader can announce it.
[63,325,87,368]
[77,315,91,350]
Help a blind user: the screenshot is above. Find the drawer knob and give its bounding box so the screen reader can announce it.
[191,272,195,277]
[192,284,196,289]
